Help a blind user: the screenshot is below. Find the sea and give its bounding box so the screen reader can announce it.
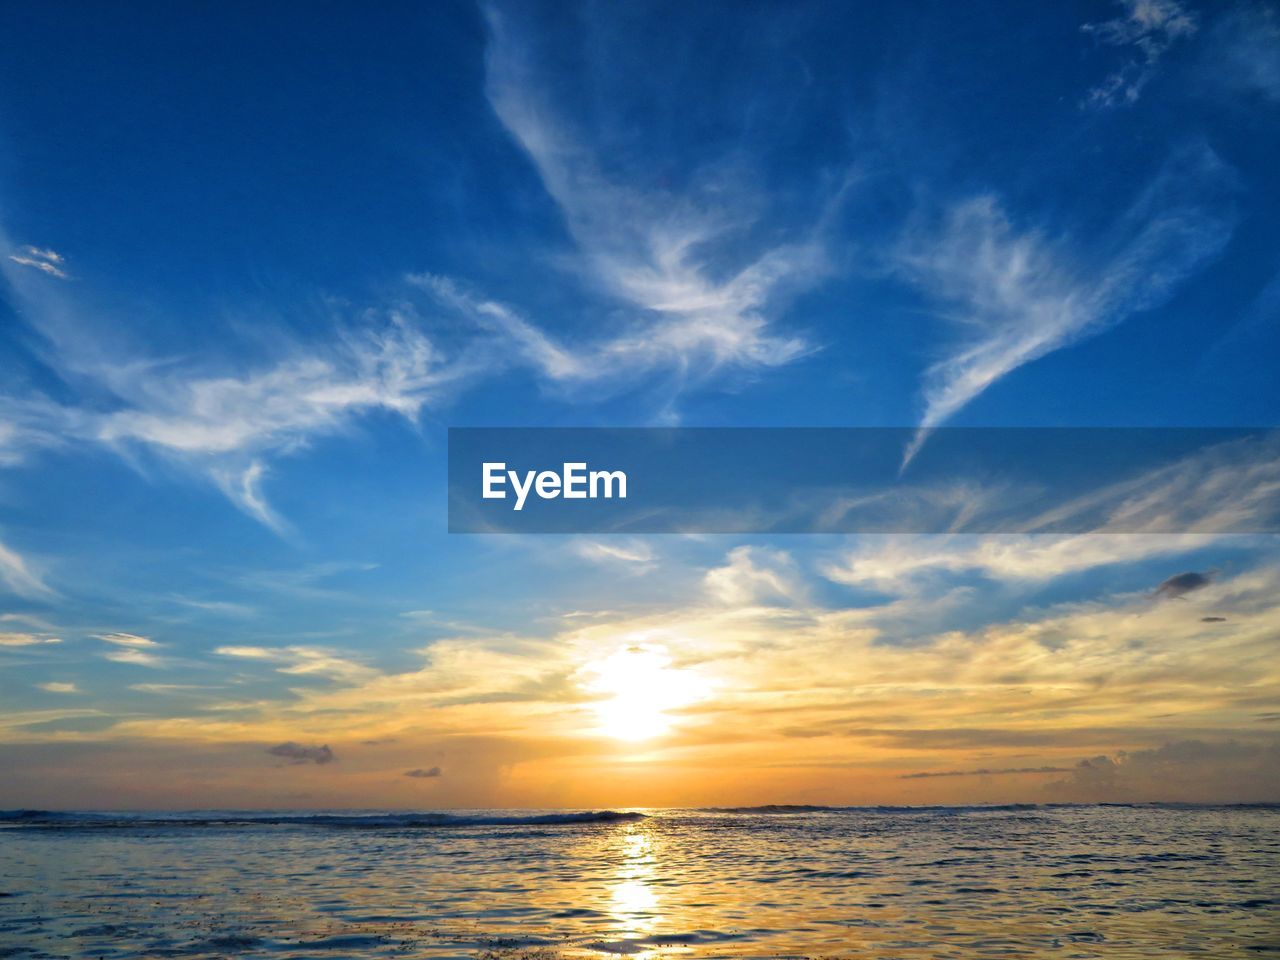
[1,804,1276,958]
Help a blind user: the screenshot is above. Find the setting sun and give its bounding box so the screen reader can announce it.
[582,644,710,741]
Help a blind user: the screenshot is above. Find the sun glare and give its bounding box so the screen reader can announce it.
[583,644,709,742]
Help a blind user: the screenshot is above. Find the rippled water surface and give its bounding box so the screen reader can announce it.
[1,805,1276,958]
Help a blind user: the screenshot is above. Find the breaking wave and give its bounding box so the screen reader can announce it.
[0,809,645,830]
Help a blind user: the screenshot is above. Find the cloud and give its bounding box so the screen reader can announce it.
[266,742,336,765]
[480,5,838,398]
[404,766,443,779]
[704,546,805,606]
[573,539,655,567]
[1153,570,1212,599]
[0,632,61,647]
[104,648,163,668]
[37,682,78,694]
[899,765,1071,779]
[214,644,374,682]
[1019,433,1280,535]
[7,246,68,279]
[53,550,1280,804]
[0,8,845,525]
[896,145,1236,464]
[0,309,478,530]
[1082,0,1198,107]
[98,635,165,667]
[1200,615,1227,622]
[823,534,1217,592]
[97,632,159,647]
[214,645,276,659]
[1204,3,1280,101]
[0,538,53,598]
[412,274,586,382]
[212,461,287,534]
[1047,740,1280,802]
[169,596,257,618]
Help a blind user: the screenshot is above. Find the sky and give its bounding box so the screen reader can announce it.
[0,0,1278,809]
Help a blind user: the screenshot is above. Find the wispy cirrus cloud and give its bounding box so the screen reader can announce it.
[573,538,656,569]
[1082,0,1198,107]
[897,144,1236,464]
[214,644,375,683]
[0,538,52,598]
[0,306,480,528]
[6,245,68,279]
[1204,3,1280,102]
[0,632,61,647]
[97,632,159,648]
[822,534,1221,592]
[480,4,840,399]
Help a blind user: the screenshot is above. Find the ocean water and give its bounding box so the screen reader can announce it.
[0,805,1276,959]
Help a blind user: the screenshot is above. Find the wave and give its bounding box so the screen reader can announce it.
[696,802,1280,816]
[700,804,837,814]
[697,803,1044,815]
[0,809,645,830]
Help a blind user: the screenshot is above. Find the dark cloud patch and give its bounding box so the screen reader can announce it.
[900,766,1070,780]
[404,766,443,779]
[1047,740,1280,802]
[362,737,398,746]
[1153,571,1212,599]
[267,742,335,765]
[1200,616,1227,622]
[782,724,1146,748]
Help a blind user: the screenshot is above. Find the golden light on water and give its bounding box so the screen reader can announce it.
[583,644,710,742]
[608,823,660,952]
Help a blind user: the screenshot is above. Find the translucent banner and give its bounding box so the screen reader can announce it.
[447,427,1280,534]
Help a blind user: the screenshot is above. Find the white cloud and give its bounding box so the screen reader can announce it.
[480,5,837,395]
[823,533,1222,592]
[0,311,478,529]
[0,537,52,598]
[573,539,655,567]
[104,648,163,668]
[7,245,68,279]
[0,632,61,647]
[1022,432,1280,535]
[93,317,450,456]
[413,274,586,382]
[704,546,806,607]
[212,461,287,534]
[213,645,276,659]
[1082,0,1198,107]
[897,145,1236,464]
[214,644,375,682]
[37,682,79,694]
[97,633,159,647]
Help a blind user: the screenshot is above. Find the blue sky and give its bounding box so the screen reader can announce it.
[1,0,1278,808]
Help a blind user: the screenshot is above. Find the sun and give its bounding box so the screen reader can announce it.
[582,644,709,742]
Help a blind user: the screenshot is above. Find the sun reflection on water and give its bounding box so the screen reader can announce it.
[607,822,662,954]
